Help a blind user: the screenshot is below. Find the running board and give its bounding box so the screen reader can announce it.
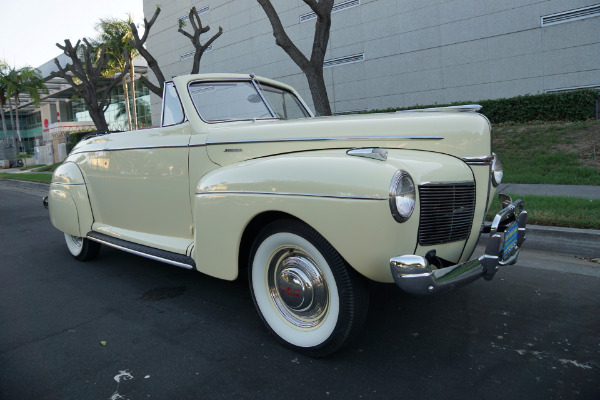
[87,232,196,270]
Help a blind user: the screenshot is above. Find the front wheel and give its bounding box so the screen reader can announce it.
[64,233,101,261]
[249,220,368,357]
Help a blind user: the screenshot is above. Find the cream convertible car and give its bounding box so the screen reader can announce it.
[46,74,527,356]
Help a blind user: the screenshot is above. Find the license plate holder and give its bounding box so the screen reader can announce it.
[503,221,519,257]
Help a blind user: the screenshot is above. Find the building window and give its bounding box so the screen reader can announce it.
[300,0,360,23]
[541,4,600,27]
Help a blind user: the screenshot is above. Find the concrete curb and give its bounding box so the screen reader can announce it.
[478,224,599,259]
[2,179,598,257]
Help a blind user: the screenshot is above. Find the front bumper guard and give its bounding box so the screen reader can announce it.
[390,196,527,296]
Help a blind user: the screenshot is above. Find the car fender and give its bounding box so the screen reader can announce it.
[191,149,474,282]
[48,162,94,237]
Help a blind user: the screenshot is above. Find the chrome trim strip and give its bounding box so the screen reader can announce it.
[203,136,444,147]
[397,104,482,113]
[196,190,387,201]
[461,155,494,165]
[419,180,474,186]
[68,135,444,152]
[86,236,195,270]
[103,144,190,151]
[50,182,86,186]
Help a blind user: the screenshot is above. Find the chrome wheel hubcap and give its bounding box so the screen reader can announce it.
[69,235,83,248]
[268,247,329,328]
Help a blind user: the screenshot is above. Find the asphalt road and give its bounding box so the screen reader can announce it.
[1,184,598,400]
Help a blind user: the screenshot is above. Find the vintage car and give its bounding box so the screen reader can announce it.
[46,73,527,356]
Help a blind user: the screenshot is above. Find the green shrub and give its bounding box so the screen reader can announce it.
[366,89,599,124]
[66,129,96,152]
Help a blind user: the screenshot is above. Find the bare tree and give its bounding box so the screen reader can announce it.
[129,7,166,96]
[52,39,129,132]
[257,0,334,116]
[178,7,223,74]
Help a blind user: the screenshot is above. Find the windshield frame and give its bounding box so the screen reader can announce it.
[187,78,311,124]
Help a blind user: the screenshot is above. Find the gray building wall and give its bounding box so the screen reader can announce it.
[143,0,600,123]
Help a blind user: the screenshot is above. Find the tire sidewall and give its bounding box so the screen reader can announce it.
[64,233,84,257]
[249,220,357,355]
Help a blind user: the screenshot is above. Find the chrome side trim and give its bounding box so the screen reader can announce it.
[69,135,444,153]
[102,144,190,152]
[196,190,387,201]
[461,155,494,165]
[397,105,482,113]
[203,136,444,147]
[50,182,86,186]
[86,236,194,270]
[347,147,388,161]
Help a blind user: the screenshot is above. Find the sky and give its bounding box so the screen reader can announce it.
[0,0,144,69]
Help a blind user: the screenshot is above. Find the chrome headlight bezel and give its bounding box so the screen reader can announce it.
[491,153,503,187]
[389,170,416,223]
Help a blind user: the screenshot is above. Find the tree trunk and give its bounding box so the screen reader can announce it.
[129,62,138,130]
[123,76,132,131]
[14,95,22,145]
[7,97,15,141]
[1,105,8,141]
[257,0,334,116]
[305,66,331,116]
[89,108,109,132]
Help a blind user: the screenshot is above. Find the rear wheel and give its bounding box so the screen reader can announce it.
[64,233,101,261]
[249,220,369,357]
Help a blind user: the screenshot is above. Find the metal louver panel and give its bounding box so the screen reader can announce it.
[180,46,213,61]
[300,0,360,22]
[541,5,600,26]
[323,54,364,68]
[418,183,476,246]
[178,6,210,24]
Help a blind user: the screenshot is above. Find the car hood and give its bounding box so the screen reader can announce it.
[205,111,492,166]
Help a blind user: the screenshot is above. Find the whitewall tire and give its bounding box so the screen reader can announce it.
[249,220,368,357]
[64,233,101,261]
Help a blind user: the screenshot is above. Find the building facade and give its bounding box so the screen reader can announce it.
[143,0,600,122]
[1,54,152,164]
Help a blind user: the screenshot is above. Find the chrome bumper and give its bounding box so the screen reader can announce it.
[390,197,527,296]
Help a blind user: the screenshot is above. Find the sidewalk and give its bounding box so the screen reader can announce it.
[498,183,600,199]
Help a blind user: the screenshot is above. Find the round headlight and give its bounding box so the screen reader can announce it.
[389,170,415,223]
[491,153,503,187]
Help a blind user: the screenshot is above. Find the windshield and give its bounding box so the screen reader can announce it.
[188,80,310,122]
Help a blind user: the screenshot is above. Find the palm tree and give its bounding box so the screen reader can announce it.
[0,61,10,143]
[125,14,138,130]
[96,18,139,131]
[5,67,47,150]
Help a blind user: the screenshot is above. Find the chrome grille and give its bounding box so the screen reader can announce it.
[418,182,476,246]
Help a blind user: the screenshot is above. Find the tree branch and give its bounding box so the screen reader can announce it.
[257,0,310,72]
[178,7,224,74]
[130,7,165,96]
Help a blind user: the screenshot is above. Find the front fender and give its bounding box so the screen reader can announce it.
[48,162,94,237]
[192,149,475,282]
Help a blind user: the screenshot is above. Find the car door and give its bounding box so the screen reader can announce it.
[91,83,195,254]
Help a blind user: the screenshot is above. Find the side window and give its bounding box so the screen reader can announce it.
[162,82,185,126]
